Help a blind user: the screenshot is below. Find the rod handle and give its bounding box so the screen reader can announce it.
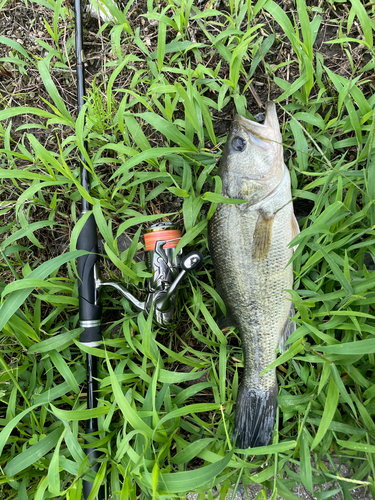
[77,213,102,344]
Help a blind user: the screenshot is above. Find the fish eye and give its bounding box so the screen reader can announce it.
[232,136,246,152]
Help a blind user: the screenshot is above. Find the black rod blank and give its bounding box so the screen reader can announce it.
[74,0,90,211]
[73,0,105,498]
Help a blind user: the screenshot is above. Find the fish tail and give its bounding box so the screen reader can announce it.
[233,384,277,449]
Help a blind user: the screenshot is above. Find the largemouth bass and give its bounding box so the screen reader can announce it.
[208,102,299,449]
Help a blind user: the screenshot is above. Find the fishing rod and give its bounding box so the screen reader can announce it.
[74,0,105,499]
[73,2,203,498]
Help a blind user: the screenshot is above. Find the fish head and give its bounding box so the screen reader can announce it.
[218,102,285,204]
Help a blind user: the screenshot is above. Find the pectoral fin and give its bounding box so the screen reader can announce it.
[252,211,274,261]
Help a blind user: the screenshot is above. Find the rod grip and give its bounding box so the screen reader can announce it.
[77,213,102,344]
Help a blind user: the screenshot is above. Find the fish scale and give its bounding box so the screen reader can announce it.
[208,102,298,449]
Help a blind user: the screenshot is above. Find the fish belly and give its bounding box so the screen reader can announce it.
[208,194,294,448]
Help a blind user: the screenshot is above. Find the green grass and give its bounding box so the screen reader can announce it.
[1,0,375,498]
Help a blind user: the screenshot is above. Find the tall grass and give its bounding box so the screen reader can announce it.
[0,0,375,498]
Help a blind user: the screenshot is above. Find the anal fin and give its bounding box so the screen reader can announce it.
[278,303,296,353]
[214,285,237,330]
[217,311,237,330]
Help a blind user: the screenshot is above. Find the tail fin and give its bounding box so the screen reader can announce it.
[233,385,277,449]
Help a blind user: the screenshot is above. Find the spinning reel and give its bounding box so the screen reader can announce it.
[99,222,203,326]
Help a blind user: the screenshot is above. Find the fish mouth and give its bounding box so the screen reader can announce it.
[234,102,281,143]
